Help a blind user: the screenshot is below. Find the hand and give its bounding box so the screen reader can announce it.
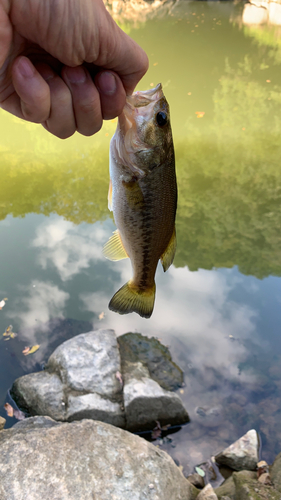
[0,0,148,138]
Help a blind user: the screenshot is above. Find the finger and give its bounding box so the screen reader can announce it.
[35,63,76,139]
[62,65,103,136]
[112,28,149,95]
[0,4,12,68]
[95,71,126,120]
[94,15,149,96]
[12,56,51,123]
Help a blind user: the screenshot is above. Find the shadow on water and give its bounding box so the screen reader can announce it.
[1,0,281,474]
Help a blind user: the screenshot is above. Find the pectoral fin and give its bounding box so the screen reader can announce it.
[123,179,144,210]
[103,230,128,261]
[160,227,176,272]
[108,179,113,211]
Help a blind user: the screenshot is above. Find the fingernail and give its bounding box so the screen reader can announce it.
[17,57,34,78]
[64,66,87,84]
[97,72,117,95]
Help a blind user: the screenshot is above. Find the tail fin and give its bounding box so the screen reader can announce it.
[109,281,155,319]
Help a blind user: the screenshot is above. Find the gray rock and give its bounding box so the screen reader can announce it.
[215,430,259,471]
[66,392,125,427]
[11,329,126,427]
[0,416,6,431]
[187,473,205,489]
[11,371,65,420]
[11,329,188,432]
[0,417,198,500]
[197,484,218,499]
[48,329,121,397]
[118,332,184,390]
[123,361,189,431]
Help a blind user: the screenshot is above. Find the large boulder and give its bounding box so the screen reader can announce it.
[11,329,189,432]
[0,416,199,500]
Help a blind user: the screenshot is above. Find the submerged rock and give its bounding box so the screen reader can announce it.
[215,429,259,471]
[118,332,184,391]
[0,416,198,500]
[11,329,189,432]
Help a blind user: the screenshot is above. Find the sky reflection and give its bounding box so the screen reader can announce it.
[33,219,107,281]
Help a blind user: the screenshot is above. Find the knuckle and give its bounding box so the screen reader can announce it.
[78,98,99,117]
[77,117,102,136]
[22,102,49,124]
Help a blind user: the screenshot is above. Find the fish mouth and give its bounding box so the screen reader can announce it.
[115,84,164,177]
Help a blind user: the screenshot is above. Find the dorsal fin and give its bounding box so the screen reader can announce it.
[103,230,128,261]
[160,227,176,272]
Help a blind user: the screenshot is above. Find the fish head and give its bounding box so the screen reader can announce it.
[113,84,173,178]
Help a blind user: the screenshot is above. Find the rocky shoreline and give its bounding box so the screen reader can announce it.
[1,329,281,499]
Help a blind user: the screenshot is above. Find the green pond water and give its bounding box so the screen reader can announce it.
[1,0,281,474]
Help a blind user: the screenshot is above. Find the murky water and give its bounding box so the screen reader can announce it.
[1,0,281,475]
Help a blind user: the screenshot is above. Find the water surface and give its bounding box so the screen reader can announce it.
[1,0,281,475]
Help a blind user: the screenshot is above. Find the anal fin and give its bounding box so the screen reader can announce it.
[160,227,176,272]
[103,230,128,261]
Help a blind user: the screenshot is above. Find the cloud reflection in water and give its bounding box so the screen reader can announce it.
[33,219,107,280]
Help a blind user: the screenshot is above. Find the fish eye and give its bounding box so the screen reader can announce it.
[156,111,168,127]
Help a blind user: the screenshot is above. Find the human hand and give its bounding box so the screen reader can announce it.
[0,0,148,138]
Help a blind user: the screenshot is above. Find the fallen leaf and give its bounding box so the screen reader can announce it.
[23,344,40,355]
[153,62,158,66]
[116,371,123,387]
[22,346,30,355]
[4,403,14,417]
[3,325,17,339]
[151,420,171,440]
[0,299,6,309]
[195,111,205,118]
[13,409,25,421]
[4,403,25,420]
[195,466,205,477]
[3,325,13,336]
[99,311,105,320]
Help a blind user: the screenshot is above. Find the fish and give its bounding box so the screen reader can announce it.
[103,83,177,318]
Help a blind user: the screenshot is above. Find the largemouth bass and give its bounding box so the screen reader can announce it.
[103,83,177,318]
